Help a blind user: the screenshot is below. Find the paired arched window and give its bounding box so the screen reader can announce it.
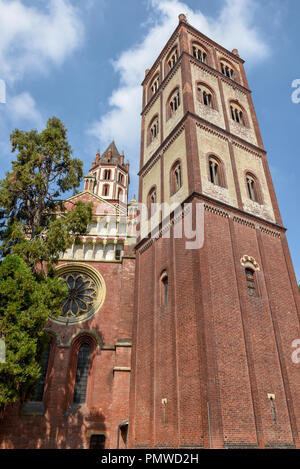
[73,343,91,404]
[230,102,246,126]
[160,271,168,306]
[148,115,159,144]
[167,88,181,119]
[192,43,207,64]
[197,83,216,109]
[246,173,262,204]
[104,169,111,180]
[170,160,182,195]
[208,155,225,187]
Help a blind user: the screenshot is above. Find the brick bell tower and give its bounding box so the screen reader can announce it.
[128,14,300,449]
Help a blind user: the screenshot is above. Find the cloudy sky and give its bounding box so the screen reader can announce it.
[0,0,299,279]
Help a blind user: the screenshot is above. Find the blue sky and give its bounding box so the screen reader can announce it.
[0,0,299,281]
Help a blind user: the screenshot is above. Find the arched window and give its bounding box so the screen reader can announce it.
[102,184,109,197]
[208,156,225,187]
[161,271,168,306]
[33,343,51,402]
[147,186,157,216]
[149,74,160,99]
[118,173,124,184]
[246,173,261,203]
[192,43,207,64]
[73,343,91,404]
[230,102,246,126]
[170,160,182,195]
[148,115,159,144]
[197,83,215,108]
[245,268,257,297]
[104,169,111,180]
[167,88,181,119]
[221,60,234,79]
[166,48,178,73]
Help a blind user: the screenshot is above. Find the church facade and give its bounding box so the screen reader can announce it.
[1,14,300,450]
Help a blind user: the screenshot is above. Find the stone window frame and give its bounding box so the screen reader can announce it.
[147,185,158,216]
[240,255,261,299]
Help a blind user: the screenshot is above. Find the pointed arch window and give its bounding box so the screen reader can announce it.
[73,343,91,404]
[170,160,182,195]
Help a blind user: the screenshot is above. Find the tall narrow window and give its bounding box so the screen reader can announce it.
[118,173,124,184]
[118,188,123,201]
[246,174,258,202]
[104,170,111,180]
[103,184,109,197]
[209,158,220,186]
[33,343,51,402]
[170,161,182,195]
[192,44,207,63]
[245,268,257,297]
[73,343,91,404]
[148,187,157,216]
[161,273,168,306]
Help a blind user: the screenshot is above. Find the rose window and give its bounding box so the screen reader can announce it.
[61,273,97,319]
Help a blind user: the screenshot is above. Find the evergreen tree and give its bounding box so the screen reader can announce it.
[0,118,92,411]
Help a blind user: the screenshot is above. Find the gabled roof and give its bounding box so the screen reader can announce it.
[63,190,127,216]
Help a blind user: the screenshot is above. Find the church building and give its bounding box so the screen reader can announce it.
[1,14,300,450]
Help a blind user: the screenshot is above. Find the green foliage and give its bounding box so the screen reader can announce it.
[0,118,93,411]
[0,255,67,412]
[0,117,92,273]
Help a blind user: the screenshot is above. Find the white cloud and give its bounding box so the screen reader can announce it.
[7,92,42,126]
[0,0,84,83]
[88,0,272,192]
